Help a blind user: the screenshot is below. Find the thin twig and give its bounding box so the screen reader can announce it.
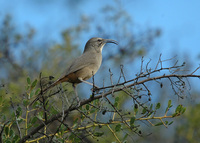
[107,125,122,143]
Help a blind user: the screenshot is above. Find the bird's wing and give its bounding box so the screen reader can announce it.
[65,52,96,76]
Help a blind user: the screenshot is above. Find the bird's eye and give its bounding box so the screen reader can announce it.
[98,39,101,42]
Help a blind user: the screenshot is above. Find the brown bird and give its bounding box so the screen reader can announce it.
[30,37,118,105]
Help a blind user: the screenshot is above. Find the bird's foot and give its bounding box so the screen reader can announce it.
[91,86,100,93]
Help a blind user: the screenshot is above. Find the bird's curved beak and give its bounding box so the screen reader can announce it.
[103,39,118,45]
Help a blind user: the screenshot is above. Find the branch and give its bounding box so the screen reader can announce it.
[20,73,200,142]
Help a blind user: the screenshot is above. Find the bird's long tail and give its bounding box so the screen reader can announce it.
[29,77,67,106]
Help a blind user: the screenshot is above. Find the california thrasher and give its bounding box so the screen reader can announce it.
[30,37,118,105]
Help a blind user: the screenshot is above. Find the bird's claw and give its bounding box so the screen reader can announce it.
[91,86,100,93]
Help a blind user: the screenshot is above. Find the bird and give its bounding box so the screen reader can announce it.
[30,37,118,105]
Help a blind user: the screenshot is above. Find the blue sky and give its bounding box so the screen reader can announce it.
[1,0,200,59]
[1,0,200,79]
[129,0,200,62]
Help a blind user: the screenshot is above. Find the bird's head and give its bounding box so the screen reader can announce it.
[84,37,118,53]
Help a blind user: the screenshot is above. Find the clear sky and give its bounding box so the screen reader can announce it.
[1,0,200,72]
[127,0,200,63]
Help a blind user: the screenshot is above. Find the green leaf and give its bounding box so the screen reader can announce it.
[147,111,153,117]
[35,88,41,95]
[90,109,96,114]
[5,126,9,135]
[86,104,89,110]
[94,132,104,137]
[33,123,40,127]
[74,137,81,142]
[168,100,172,107]
[114,97,120,107]
[165,107,169,113]
[69,133,75,140]
[73,118,78,124]
[16,107,22,117]
[142,107,147,114]
[150,104,153,110]
[130,117,135,125]
[156,103,161,110]
[37,111,44,120]
[181,107,186,114]
[172,113,178,117]
[30,90,35,98]
[17,118,23,123]
[31,116,38,124]
[114,102,118,107]
[31,79,37,89]
[155,122,163,126]
[134,104,138,114]
[115,124,121,132]
[9,129,14,137]
[23,99,29,106]
[169,121,174,125]
[165,100,173,113]
[51,106,59,114]
[6,140,11,143]
[94,99,99,105]
[115,97,120,102]
[13,135,20,142]
[59,127,65,136]
[175,105,182,113]
[27,77,31,85]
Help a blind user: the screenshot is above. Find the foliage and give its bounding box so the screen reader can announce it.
[1,57,199,142]
[0,79,186,142]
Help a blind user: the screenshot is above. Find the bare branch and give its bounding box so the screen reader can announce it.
[19,56,200,142]
[191,65,200,75]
